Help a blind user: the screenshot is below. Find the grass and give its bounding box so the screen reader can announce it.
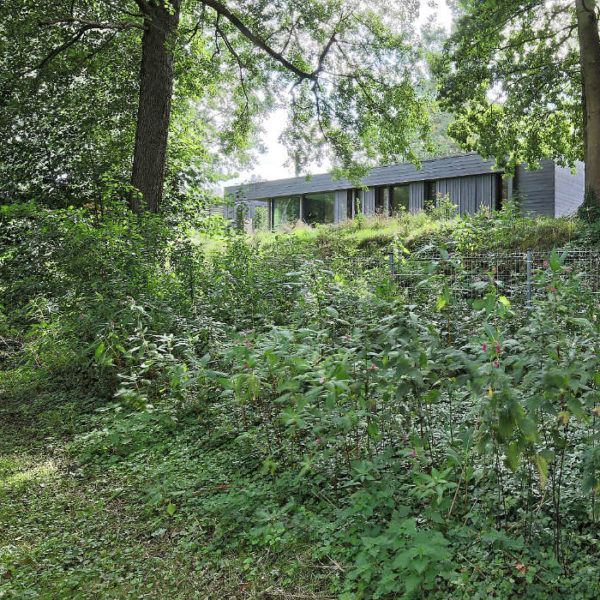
[0,371,332,599]
[249,208,581,258]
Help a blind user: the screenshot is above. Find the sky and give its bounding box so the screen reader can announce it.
[224,0,453,189]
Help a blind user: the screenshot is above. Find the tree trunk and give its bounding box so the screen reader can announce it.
[576,0,600,208]
[129,1,180,214]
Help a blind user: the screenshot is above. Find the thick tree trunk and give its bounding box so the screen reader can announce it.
[129,1,180,214]
[576,0,600,208]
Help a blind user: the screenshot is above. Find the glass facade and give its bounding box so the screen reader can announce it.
[303,192,335,225]
[272,196,301,228]
[390,185,409,214]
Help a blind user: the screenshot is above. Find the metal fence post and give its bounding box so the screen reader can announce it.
[526,249,532,308]
[388,252,394,278]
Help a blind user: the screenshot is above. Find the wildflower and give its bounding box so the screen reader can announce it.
[411,449,417,458]
[370,363,377,370]
[316,437,323,445]
[344,335,350,340]
[474,277,479,282]
[79,314,85,319]
[482,343,487,351]
[543,261,548,267]
[583,281,590,288]
[110,321,114,326]
[314,357,319,364]
[564,267,572,274]
[546,285,551,291]
[247,329,254,334]
[552,287,557,293]
[319,377,325,384]
[493,360,500,368]
[470,330,476,335]
[402,435,408,442]
[495,343,501,354]
[234,339,239,345]
[246,342,252,349]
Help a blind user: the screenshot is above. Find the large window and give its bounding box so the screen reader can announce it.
[424,180,437,211]
[272,196,301,228]
[303,192,334,225]
[390,184,409,214]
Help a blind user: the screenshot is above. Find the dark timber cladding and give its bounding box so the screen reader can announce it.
[225,154,501,201]
[224,153,586,226]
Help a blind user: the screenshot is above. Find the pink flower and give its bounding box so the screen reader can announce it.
[583,281,590,288]
[246,342,252,349]
[316,437,323,445]
[344,335,350,340]
[470,330,476,335]
[314,357,319,364]
[495,343,501,354]
[247,329,254,334]
[79,315,85,319]
[546,285,551,291]
[543,261,548,267]
[411,449,417,458]
[234,339,239,345]
[370,363,377,370]
[482,343,487,351]
[493,360,500,368]
[402,435,408,442]
[319,377,325,384]
[474,277,479,282]
[552,287,557,293]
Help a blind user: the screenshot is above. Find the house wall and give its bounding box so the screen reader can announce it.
[334,190,347,223]
[409,182,424,212]
[225,154,501,201]
[554,161,585,217]
[514,160,555,217]
[437,174,498,214]
[363,188,375,215]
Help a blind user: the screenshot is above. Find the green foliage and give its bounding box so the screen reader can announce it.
[1,204,600,598]
[435,0,583,174]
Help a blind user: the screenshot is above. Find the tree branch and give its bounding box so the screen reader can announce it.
[201,0,319,81]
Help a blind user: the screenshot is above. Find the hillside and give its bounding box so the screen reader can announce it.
[1,202,600,599]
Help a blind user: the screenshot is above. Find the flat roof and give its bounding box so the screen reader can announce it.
[225,153,503,200]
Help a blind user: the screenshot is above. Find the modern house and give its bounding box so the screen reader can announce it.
[223,154,585,230]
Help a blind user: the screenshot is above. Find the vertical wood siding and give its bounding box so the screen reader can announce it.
[409,182,424,212]
[334,190,347,223]
[515,160,555,217]
[363,189,376,215]
[554,162,585,216]
[437,174,496,214]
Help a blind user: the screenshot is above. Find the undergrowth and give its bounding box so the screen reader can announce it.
[1,201,599,599]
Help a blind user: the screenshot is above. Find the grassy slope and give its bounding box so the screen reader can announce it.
[1,209,596,599]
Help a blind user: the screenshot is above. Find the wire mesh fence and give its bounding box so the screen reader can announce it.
[260,248,600,306]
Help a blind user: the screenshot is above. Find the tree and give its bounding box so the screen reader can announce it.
[1,0,436,214]
[435,0,600,208]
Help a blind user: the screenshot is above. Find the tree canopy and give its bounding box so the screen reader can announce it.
[1,0,444,213]
[435,0,600,208]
